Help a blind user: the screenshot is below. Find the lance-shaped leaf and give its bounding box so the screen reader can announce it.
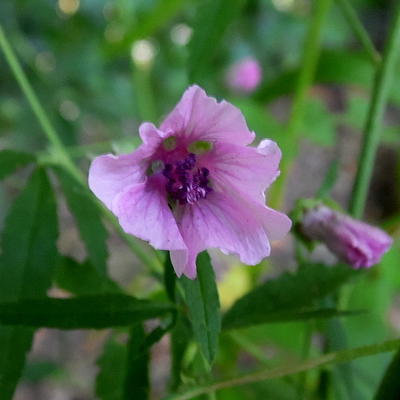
[373,347,400,400]
[0,168,58,399]
[0,149,35,180]
[55,256,122,295]
[0,294,174,329]
[96,325,150,400]
[181,252,221,365]
[54,167,108,274]
[223,264,358,330]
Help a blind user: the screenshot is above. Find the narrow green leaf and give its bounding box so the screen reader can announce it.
[164,252,176,302]
[54,167,108,274]
[55,256,122,295]
[170,312,191,390]
[165,338,400,400]
[181,252,221,365]
[0,168,58,399]
[96,336,126,400]
[123,324,149,400]
[188,0,246,82]
[96,326,152,400]
[0,149,35,180]
[223,264,358,330]
[0,295,174,329]
[373,347,400,400]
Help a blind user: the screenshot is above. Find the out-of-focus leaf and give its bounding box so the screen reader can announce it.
[22,361,61,383]
[123,324,149,400]
[114,0,187,53]
[0,149,35,180]
[229,97,282,141]
[54,167,108,274]
[254,50,374,103]
[181,252,221,365]
[0,295,174,329]
[96,325,151,400]
[55,256,121,295]
[373,347,400,400]
[301,98,336,147]
[165,338,400,400]
[170,312,191,390]
[96,336,126,400]
[0,168,58,399]
[223,264,358,330]
[317,159,339,198]
[188,0,246,82]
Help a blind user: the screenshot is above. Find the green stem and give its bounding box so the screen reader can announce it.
[0,25,81,183]
[132,64,157,123]
[270,0,332,208]
[350,4,400,218]
[166,338,400,400]
[0,24,162,272]
[335,0,381,66]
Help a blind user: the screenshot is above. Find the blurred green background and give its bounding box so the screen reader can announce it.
[1,0,400,399]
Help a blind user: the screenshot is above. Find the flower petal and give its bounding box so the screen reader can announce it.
[88,123,165,210]
[171,192,291,278]
[113,175,187,258]
[201,140,281,202]
[160,85,255,145]
[88,152,147,210]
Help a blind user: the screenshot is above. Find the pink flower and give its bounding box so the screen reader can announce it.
[88,85,291,278]
[226,57,262,93]
[302,205,392,268]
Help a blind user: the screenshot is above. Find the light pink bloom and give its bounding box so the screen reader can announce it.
[302,205,392,268]
[88,85,291,278]
[226,57,262,93]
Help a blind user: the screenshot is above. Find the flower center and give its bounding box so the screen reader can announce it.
[162,153,212,205]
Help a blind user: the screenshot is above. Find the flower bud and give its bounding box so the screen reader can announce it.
[226,57,262,93]
[301,205,392,268]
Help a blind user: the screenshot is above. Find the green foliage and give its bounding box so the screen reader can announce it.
[181,252,221,365]
[223,264,358,330]
[374,348,400,400]
[96,336,127,400]
[0,150,35,180]
[123,324,150,400]
[188,0,246,82]
[255,50,374,103]
[54,167,109,274]
[96,326,150,400]
[0,0,399,398]
[0,294,174,329]
[0,168,58,399]
[55,256,121,295]
[301,98,336,147]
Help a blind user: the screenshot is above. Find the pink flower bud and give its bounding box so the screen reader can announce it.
[226,57,262,93]
[302,205,392,268]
